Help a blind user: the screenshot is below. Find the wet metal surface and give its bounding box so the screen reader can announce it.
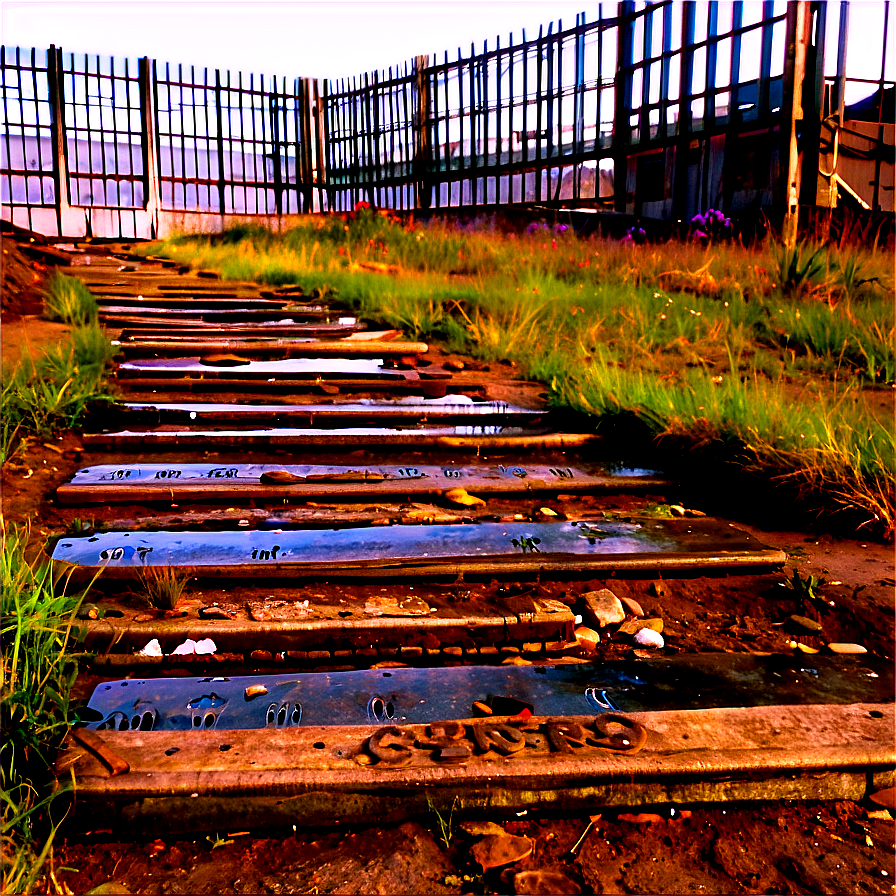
[65,461,655,486]
[115,398,544,423]
[59,461,667,503]
[82,425,568,449]
[82,654,893,732]
[51,519,784,576]
[118,358,397,377]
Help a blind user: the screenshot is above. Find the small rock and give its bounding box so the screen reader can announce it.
[870,788,896,810]
[133,613,156,623]
[639,617,664,633]
[470,833,533,871]
[617,812,665,824]
[634,629,665,648]
[244,684,268,699]
[789,640,820,654]
[514,870,581,895]
[77,603,100,620]
[581,589,625,628]
[789,614,823,632]
[460,820,506,838]
[443,487,486,508]
[574,625,600,652]
[199,605,234,619]
[85,883,132,895]
[827,642,867,654]
[443,359,465,371]
[649,581,667,597]
[502,656,533,665]
[620,596,644,616]
[137,638,162,657]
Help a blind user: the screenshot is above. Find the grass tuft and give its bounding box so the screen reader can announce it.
[1,521,91,895]
[137,566,189,611]
[43,272,98,327]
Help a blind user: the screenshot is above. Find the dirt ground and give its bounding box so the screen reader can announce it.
[2,231,894,896]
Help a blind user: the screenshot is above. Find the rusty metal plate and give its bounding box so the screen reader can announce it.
[114,339,428,358]
[58,704,894,834]
[58,460,665,505]
[118,322,364,338]
[51,518,785,577]
[81,653,894,732]
[115,357,408,380]
[81,425,579,450]
[100,306,334,322]
[113,398,544,423]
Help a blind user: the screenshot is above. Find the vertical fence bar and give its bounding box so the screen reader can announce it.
[614,3,634,212]
[413,54,431,209]
[872,0,890,210]
[139,56,160,238]
[673,1,696,218]
[779,0,811,245]
[722,1,744,213]
[48,45,72,236]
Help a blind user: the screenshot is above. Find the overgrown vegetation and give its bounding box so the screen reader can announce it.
[138,211,895,537]
[43,272,98,327]
[2,275,116,464]
[1,522,89,894]
[137,566,189,611]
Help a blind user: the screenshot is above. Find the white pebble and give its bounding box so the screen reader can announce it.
[634,628,665,648]
[137,638,162,657]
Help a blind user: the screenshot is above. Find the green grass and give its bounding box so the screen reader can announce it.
[43,272,98,327]
[1,522,90,894]
[137,215,895,538]
[2,277,116,460]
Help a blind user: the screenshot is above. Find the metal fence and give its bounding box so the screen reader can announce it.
[1,0,892,239]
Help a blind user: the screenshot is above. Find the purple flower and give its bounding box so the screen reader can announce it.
[620,233,634,244]
[691,229,708,241]
[554,223,569,235]
[690,213,707,229]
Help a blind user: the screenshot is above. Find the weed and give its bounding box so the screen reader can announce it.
[772,241,829,298]
[43,273,98,327]
[427,795,461,851]
[1,521,91,894]
[781,568,827,601]
[137,566,189,611]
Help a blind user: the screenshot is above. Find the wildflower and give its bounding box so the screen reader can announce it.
[554,223,569,235]
[353,200,371,212]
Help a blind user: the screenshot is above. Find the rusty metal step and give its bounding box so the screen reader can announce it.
[80,426,599,451]
[110,399,545,424]
[57,461,664,504]
[58,700,894,834]
[112,339,429,359]
[51,518,785,580]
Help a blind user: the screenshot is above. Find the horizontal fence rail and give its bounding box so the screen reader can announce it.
[1,0,892,239]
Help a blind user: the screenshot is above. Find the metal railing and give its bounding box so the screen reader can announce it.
[1,1,892,239]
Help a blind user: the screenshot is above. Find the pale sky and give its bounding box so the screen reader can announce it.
[2,0,892,89]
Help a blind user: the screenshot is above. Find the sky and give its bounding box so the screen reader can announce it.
[2,0,892,88]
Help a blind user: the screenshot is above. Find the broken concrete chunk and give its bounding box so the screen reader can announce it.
[244,684,268,699]
[581,589,625,628]
[534,598,570,615]
[137,638,162,657]
[470,833,534,871]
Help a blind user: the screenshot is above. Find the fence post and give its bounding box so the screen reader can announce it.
[138,57,161,239]
[413,54,432,210]
[47,45,72,237]
[613,1,634,213]
[779,0,811,247]
[297,77,315,214]
[672,1,696,221]
[312,79,328,213]
[214,70,227,219]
